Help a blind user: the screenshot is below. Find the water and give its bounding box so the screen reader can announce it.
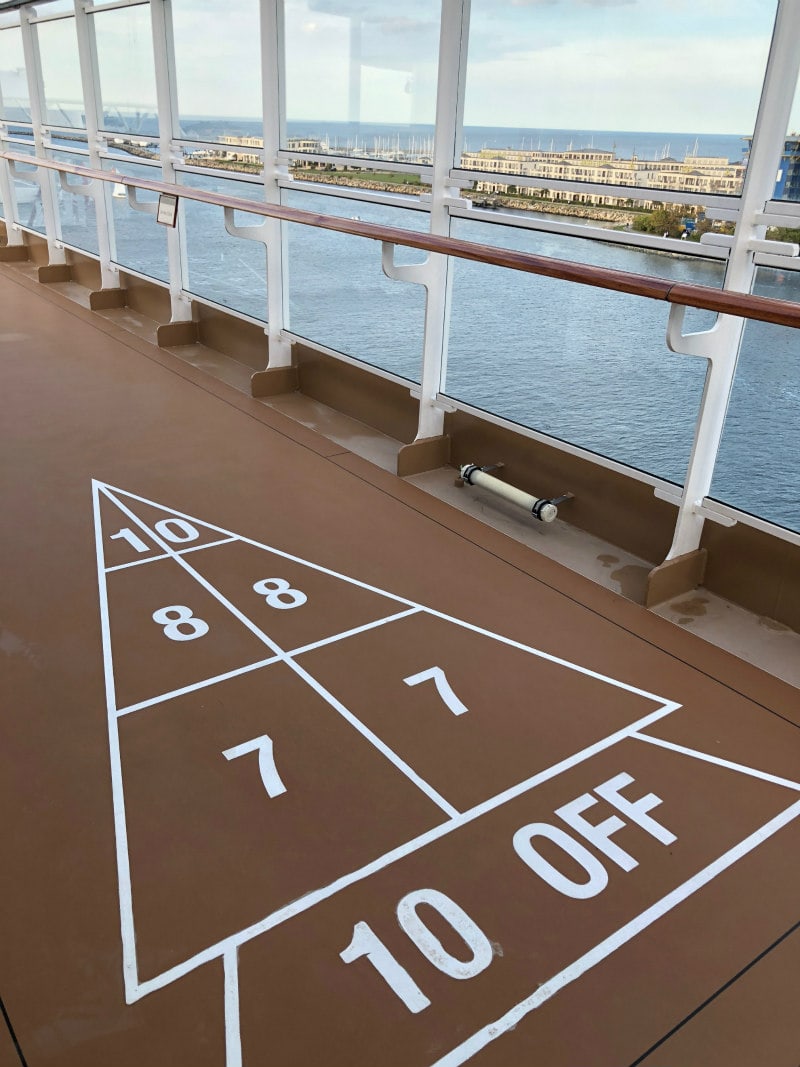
[284,121,748,164]
[25,114,743,165]
[8,126,798,532]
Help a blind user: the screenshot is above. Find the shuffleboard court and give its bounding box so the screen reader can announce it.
[91,481,800,1065]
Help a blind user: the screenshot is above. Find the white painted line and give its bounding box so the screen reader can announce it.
[223,947,242,1067]
[96,479,683,1007]
[106,552,170,572]
[131,701,676,998]
[631,731,800,793]
[430,797,800,1066]
[422,607,678,708]
[91,480,139,1003]
[288,657,460,819]
[97,481,676,709]
[104,537,239,573]
[286,607,422,659]
[101,486,459,819]
[101,482,414,607]
[116,655,281,717]
[179,536,239,555]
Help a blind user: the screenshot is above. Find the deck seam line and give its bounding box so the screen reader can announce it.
[430,799,800,1066]
[626,918,800,1067]
[0,997,29,1067]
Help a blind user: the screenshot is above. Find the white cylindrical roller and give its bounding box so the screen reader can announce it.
[460,465,558,522]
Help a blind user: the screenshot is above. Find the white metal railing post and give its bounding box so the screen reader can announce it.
[259,0,291,367]
[18,4,67,264]
[411,0,471,441]
[0,56,24,245]
[150,0,192,322]
[665,0,800,560]
[74,0,118,288]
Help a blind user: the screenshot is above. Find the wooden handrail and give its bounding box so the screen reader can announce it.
[5,149,800,329]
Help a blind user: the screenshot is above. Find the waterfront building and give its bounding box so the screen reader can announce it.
[744,134,800,201]
[466,147,747,207]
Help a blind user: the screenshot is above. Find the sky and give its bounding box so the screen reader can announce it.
[0,0,797,136]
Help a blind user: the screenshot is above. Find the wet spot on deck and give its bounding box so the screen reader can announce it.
[671,596,709,617]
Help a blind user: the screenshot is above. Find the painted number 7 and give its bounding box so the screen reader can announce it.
[403,666,468,716]
[222,735,286,798]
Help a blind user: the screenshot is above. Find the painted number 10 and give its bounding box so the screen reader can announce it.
[340,888,492,1013]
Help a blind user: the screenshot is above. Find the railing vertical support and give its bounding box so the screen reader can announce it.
[150,0,192,323]
[258,0,292,368]
[666,0,800,562]
[19,5,66,265]
[0,122,24,247]
[74,0,118,289]
[412,0,470,444]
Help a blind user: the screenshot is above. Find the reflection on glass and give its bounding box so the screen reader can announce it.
[50,149,98,254]
[283,188,427,381]
[92,4,158,136]
[38,16,85,128]
[6,153,44,234]
[0,27,30,121]
[461,0,777,204]
[103,158,168,282]
[711,267,800,531]
[771,76,800,202]
[446,218,723,483]
[172,0,261,146]
[282,0,440,167]
[179,172,267,321]
[33,2,76,16]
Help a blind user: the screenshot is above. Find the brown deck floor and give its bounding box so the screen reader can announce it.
[2,264,799,1067]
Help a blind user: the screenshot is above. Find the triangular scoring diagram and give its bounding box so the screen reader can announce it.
[93,479,415,713]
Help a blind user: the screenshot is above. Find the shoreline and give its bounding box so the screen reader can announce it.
[290,171,638,224]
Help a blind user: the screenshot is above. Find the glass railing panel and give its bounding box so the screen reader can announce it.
[49,147,98,254]
[771,76,800,203]
[282,188,428,381]
[4,143,44,234]
[91,3,158,138]
[37,14,84,127]
[460,0,776,207]
[282,0,440,171]
[102,158,168,282]
[446,218,723,484]
[178,171,267,321]
[710,267,800,532]
[171,0,261,146]
[0,25,30,122]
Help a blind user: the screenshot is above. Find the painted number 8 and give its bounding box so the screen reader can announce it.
[153,605,209,641]
[253,578,307,610]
